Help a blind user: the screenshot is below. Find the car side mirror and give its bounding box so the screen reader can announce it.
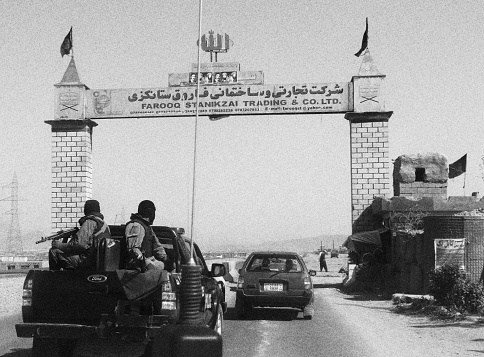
[211,263,226,277]
[309,270,316,276]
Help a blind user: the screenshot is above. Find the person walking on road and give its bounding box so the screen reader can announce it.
[319,249,328,272]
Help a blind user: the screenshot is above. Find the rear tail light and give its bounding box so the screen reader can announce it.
[22,278,33,306]
[237,276,244,289]
[161,281,177,310]
[304,276,312,289]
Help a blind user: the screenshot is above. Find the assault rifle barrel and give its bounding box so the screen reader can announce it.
[36,227,79,244]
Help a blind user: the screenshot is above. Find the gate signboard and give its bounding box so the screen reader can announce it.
[86,82,351,119]
[50,29,391,235]
[434,239,465,270]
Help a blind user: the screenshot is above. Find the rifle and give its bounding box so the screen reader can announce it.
[36,227,79,244]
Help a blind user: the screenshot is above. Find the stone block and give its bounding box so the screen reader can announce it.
[392,293,433,304]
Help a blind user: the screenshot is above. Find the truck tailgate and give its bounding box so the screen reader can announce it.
[25,270,119,325]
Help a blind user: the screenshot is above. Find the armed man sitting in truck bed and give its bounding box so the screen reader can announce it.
[49,199,111,270]
[110,200,172,308]
[125,200,168,272]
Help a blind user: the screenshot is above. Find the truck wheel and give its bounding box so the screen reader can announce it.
[33,337,75,357]
[235,297,251,319]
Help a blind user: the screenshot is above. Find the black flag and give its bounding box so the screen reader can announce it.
[60,27,73,57]
[449,154,467,179]
[354,18,368,57]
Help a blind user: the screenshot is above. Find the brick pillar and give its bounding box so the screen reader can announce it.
[345,112,393,233]
[45,120,97,232]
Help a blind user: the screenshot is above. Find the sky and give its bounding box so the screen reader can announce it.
[1,0,483,250]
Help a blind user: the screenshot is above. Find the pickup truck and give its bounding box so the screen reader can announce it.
[15,225,226,357]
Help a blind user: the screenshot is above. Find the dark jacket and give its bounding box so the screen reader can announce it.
[126,214,167,262]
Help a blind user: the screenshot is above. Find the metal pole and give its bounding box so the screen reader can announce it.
[189,0,203,264]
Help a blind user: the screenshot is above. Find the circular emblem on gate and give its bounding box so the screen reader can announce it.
[87,274,108,283]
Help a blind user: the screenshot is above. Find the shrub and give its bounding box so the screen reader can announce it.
[428,264,461,306]
[352,262,385,293]
[429,264,484,314]
[453,279,484,314]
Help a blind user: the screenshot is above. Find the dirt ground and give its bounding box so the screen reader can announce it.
[304,253,484,356]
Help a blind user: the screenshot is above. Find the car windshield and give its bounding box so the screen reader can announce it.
[247,255,302,272]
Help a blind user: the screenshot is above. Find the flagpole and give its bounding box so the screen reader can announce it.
[71,26,74,58]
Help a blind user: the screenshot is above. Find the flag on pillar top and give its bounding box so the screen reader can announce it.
[354,18,368,57]
[449,154,467,179]
[60,27,73,57]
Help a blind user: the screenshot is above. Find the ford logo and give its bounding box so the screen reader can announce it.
[87,275,107,283]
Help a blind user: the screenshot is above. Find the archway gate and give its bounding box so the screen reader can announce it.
[47,52,392,235]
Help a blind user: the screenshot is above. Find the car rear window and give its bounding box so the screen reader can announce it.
[247,255,302,272]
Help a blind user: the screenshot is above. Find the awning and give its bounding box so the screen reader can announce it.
[343,228,389,250]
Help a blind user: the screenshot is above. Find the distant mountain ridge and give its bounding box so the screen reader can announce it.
[201,234,348,254]
[17,230,348,256]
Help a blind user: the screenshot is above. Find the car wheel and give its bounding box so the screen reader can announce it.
[303,304,314,320]
[235,297,251,319]
[213,303,223,336]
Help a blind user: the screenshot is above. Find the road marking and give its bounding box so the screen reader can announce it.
[253,320,273,357]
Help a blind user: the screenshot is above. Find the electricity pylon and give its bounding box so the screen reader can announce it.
[1,172,23,255]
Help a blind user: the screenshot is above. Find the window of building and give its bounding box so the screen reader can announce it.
[415,168,426,182]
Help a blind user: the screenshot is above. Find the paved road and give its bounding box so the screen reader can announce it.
[0,258,356,357]
[3,277,364,357]
[222,274,379,357]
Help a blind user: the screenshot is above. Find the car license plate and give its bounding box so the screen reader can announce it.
[264,283,283,292]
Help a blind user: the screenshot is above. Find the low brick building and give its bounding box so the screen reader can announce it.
[349,152,484,293]
[393,153,448,199]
